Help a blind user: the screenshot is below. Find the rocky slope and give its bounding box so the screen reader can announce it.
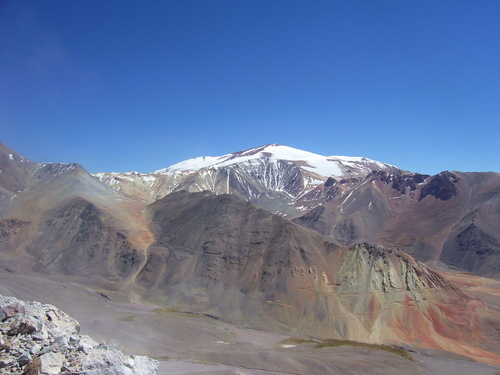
[294,170,500,277]
[0,295,158,374]
[0,143,153,287]
[137,191,500,364]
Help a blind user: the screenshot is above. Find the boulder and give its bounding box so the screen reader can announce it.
[0,295,158,375]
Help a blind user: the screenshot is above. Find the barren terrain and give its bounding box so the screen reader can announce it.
[1,269,498,374]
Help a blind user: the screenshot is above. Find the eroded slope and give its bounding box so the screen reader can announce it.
[137,191,500,364]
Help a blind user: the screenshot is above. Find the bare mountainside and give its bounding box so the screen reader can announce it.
[94,144,500,278]
[0,142,499,367]
[139,191,499,363]
[294,170,500,277]
[0,143,153,288]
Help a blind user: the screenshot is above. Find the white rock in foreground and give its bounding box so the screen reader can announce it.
[0,295,158,375]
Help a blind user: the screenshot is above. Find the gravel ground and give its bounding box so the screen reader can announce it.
[1,270,498,375]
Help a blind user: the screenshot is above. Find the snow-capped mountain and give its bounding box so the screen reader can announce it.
[156,144,394,176]
[2,142,500,366]
[94,144,399,214]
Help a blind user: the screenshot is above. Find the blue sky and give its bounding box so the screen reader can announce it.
[1,1,499,174]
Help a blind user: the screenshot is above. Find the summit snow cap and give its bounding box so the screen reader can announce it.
[155,144,394,178]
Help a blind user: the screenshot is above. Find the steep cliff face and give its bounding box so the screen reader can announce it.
[335,243,455,294]
[135,191,499,364]
[419,171,459,201]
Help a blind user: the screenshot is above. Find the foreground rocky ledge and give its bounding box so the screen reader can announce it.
[0,295,158,375]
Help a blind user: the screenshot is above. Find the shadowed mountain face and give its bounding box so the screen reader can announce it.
[137,191,499,363]
[1,143,499,365]
[294,171,500,277]
[26,197,145,281]
[0,143,153,286]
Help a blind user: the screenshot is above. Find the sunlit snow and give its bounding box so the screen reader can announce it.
[155,144,392,179]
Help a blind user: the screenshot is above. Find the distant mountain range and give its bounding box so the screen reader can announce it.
[94,143,500,277]
[1,142,499,364]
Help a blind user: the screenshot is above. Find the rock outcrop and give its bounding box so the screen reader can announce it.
[0,295,158,375]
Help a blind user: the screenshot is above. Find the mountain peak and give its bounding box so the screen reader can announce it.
[155,144,397,178]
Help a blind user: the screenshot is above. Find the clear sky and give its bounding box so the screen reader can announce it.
[1,1,499,174]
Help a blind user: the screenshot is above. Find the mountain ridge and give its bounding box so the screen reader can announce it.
[1,142,499,365]
[94,144,401,215]
[90,144,500,277]
[154,144,397,175]
[136,190,499,363]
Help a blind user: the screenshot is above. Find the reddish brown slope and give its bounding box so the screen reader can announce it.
[294,171,500,277]
[137,191,500,364]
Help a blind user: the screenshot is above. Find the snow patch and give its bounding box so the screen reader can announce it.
[156,156,222,173]
[214,340,230,345]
